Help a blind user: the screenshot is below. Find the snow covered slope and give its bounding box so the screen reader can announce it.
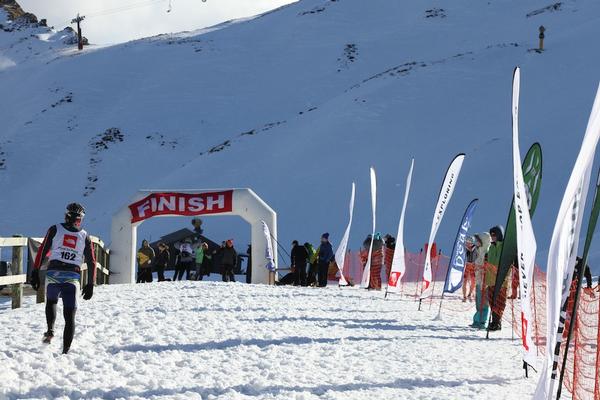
[0,282,536,399]
[2,0,600,269]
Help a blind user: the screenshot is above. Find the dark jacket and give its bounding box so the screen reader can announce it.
[155,249,170,268]
[384,237,396,249]
[363,236,384,252]
[221,246,238,266]
[291,244,309,266]
[318,241,334,263]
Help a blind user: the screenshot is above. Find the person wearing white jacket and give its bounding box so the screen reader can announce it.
[471,232,491,329]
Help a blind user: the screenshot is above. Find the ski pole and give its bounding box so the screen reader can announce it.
[269,232,291,265]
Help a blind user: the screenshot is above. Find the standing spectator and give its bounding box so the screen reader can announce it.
[573,256,593,291]
[383,234,396,281]
[246,244,252,284]
[305,242,318,286]
[485,225,506,331]
[384,234,396,249]
[213,241,226,276]
[317,233,334,287]
[194,242,209,281]
[564,257,596,333]
[291,240,309,286]
[154,242,170,282]
[471,233,492,328]
[221,239,238,282]
[175,239,194,281]
[360,233,384,290]
[462,236,476,302]
[202,247,213,279]
[136,240,155,283]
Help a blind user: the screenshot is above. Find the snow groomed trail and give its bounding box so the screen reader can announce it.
[0,282,536,399]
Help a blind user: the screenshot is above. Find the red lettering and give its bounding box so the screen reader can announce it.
[388,272,401,287]
[129,191,234,223]
[521,312,529,351]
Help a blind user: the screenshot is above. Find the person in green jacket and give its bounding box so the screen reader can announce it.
[305,242,318,286]
[485,225,506,331]
[194,242,208,281]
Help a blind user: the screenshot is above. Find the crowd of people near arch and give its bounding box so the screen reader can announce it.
[134,218,597,334]
[136,237,241,283]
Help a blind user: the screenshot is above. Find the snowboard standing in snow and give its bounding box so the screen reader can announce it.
[30,203,96,354]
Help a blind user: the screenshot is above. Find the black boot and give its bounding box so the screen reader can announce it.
[42,330,54,344]
[489,316,502,331]
[44,299,57,343]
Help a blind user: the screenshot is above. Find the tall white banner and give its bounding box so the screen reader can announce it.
[420,154,465,299]
[261,220,275,272]
[511,67,538,368]
[361,167,377,288]
[534,83,600,400]
[387,159,414,292]
[335,183,356,286]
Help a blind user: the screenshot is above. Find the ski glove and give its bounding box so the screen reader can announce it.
[30,269,40,291]
[82,283,94,300]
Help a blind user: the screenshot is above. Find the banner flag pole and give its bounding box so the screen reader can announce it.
[419,153,465,309]
[385,159,414,299]
[434,198,479,320]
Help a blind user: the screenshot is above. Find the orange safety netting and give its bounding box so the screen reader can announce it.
[337,248,600,400]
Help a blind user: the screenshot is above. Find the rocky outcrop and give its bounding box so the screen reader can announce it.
[0,0,26,21]
[61,26,89,46]
[0,0,46,30]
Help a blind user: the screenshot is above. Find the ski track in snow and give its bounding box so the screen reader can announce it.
[0,281,535,400]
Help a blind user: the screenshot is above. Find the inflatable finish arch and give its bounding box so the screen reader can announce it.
[110,189,277,285]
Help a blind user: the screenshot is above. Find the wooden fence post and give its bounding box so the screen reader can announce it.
[106,249,110,284]
[11,235,23,309]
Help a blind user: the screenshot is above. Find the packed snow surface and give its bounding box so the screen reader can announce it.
[0,281,536,399]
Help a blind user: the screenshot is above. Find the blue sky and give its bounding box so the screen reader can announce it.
[18,0,296,45]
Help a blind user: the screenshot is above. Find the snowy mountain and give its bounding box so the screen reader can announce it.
[2,0,600,270]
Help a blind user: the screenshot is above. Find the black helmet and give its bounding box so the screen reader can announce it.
[65,203,85,225]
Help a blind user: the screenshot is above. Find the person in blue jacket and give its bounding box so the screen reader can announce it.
[317,233,334,287]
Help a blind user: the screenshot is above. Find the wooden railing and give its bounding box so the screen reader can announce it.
[0,235,110,309]
[0,236,27,309]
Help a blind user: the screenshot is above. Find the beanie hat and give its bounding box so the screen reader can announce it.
[322,233,329,239]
